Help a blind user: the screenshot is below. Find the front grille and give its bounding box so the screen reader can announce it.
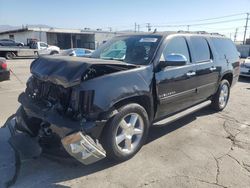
[26,77,72,111]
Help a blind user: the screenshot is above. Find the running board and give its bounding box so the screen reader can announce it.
[153,100,211,126]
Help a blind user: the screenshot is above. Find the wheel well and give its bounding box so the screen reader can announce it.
[50,50,59,55]
[113,95,154,122]
[221,73,233,86]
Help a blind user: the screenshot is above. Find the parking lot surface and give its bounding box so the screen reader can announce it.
[0,59,250,188]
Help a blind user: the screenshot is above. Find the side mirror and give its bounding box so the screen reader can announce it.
[159,54,187,68]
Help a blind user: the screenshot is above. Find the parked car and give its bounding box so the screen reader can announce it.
[13,32,240,165]
[240,57,250,77]
[0,41,60,59]
[59,48,93,57]
[0,58,10,82]
[30,41,60,55]
[0,39,24,47]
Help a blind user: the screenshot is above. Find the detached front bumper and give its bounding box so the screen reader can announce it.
[16,93,107,165]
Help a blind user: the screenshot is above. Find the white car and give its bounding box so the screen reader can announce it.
[36,42,60,55]
[240,57,250,77]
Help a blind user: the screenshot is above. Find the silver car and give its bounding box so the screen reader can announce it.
[240,57,250,77]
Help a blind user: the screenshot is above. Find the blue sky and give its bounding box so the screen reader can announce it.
[0,0,249,40]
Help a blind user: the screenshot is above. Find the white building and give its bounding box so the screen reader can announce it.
[0,26,131,49]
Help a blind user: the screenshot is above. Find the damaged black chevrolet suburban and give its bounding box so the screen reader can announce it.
[14,32,240,165]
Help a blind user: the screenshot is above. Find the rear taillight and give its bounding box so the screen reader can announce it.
[1,63,7,69]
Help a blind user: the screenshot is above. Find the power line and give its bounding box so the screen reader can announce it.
[153,18,245,28]
[172,12,246,24]
[147,12,247,26]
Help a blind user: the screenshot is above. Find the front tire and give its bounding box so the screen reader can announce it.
[211,80,230,111]
[101,103,149,162]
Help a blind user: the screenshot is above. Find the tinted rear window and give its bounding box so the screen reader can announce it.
[190,37,211,62]
[211,38,238,59]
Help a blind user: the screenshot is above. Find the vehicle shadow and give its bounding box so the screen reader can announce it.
[146,106,215,144]
[13,107,217,187]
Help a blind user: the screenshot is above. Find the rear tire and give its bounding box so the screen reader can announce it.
[50,51,59,55]
[101,103,149,162]
[211,80,230,111]
[5,52,14,59]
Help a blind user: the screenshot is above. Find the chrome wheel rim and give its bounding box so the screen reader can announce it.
[219,84,229,108]
[115,113,144,154]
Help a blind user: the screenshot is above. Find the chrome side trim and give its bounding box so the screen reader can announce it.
[159,88,196,102]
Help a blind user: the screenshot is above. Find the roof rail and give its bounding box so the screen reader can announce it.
[177,30,224,36]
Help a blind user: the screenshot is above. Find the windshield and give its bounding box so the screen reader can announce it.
[91,35,162,65]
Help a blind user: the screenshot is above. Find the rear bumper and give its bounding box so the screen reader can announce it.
[0,69,10,82]
[16,92,107,165]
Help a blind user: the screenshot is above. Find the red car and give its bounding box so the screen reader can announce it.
[0,58,10,82]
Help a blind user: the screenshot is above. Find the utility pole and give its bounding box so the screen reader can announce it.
[243,13,249,44]
[137,24,140,32]
[234,28,238,42]
[134,22,137,32]
[187,25,190,31]
[146,23,151,32]
[108,27,112,32]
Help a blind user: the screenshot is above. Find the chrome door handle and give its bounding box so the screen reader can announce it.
[186,71,196,76]
[210,67,216,71]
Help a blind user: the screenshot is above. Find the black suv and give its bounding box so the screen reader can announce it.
[14,32,240,165]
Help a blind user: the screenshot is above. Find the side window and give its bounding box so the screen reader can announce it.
[40,42,48,48]
[163,37,190,63]
[211,38,238,59]
[190,37,211,62]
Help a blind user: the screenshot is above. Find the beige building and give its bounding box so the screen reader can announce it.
[0,26,130,49]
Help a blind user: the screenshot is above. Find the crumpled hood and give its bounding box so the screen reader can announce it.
[30,56,135,88]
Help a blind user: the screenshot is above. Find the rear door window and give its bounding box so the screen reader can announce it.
[211,38,238,59]
[190,37,211,62]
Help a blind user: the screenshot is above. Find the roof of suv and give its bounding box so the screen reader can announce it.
[120,31,226,39]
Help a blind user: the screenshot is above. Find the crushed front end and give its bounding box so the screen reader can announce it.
[14,56,140,164]
[16,75,107,165]
[14,56,125,165]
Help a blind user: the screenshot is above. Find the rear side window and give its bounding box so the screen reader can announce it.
[211,38,238,59]
[190,37,211,62]
[163,37,190,62]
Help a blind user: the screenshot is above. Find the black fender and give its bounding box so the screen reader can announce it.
[79,65,155,120]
